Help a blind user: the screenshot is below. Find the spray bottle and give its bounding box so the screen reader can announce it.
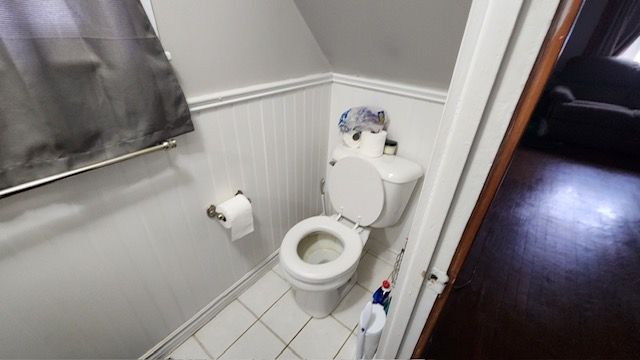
[372,280,391,310]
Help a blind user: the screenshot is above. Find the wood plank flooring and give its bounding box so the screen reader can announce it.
[426,146,640,359]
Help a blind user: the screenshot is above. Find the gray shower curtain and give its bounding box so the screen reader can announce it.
[0,0,193,191]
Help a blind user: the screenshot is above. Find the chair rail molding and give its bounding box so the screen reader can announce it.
[186,73,333,112]
[186,72,450,113]
[332,73,448,104]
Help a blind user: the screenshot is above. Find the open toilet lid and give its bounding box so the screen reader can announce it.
[327,156,384,226]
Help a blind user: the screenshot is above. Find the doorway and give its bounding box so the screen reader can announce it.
[417,0,640,358]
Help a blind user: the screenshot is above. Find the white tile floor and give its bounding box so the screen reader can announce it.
[169,249,394,359]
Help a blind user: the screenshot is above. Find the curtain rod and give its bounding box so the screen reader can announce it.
[0,139,177,200]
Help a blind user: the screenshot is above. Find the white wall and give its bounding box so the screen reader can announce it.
[326,77,446,254]
[294,0,471,90]
[0,84,330,358]
[150,0,330,98]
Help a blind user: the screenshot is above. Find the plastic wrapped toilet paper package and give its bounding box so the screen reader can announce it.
[339,106,387,149]
[216,193,254,241]
[338,106,386,133]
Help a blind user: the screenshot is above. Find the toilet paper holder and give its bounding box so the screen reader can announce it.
[206,190,251,222]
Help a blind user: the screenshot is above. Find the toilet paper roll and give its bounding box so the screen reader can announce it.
[356,302,387,360]
[216,194,254,241]
[359,130,387,158]
[342,130,362,148]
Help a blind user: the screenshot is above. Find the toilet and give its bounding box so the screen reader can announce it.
[279,145,423,317]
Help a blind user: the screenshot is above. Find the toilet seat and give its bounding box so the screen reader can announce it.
[280,215,363,285]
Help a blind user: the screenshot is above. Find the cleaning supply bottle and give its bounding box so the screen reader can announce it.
[372,280,391,306]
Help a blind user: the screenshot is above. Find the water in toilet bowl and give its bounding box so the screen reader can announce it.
[296,231,344,264]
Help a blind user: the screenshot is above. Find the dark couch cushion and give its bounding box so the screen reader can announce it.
[561,57,640,87]
[549,100,640,155]
[554,100,635,125]
[559,57,640,105]
[549,85,575,103]
[625,89,640,109]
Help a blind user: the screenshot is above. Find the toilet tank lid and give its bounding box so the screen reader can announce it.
[332,145,423,184]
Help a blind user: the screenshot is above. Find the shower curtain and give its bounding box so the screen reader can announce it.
[0,0,193,191]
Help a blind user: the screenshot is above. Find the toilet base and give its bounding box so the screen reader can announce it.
[292,271,358,318]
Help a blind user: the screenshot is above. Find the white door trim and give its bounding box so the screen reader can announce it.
[394,1,565,356]
[375,0,548,357]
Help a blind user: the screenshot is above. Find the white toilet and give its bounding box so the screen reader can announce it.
[279,145,423,317]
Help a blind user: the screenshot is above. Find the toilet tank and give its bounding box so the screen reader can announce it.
[331,145,423,228]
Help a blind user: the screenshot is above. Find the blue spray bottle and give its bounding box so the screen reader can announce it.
[372,280,391,311]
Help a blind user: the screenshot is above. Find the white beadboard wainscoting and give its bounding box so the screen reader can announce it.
[0,80,330,358]
[328,75,447,254]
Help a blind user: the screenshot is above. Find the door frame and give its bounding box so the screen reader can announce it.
[375,0,585,357]
[410,0,583,356]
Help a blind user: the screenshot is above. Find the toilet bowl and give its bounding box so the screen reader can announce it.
[279,215,370,317]
[279,146,423,317]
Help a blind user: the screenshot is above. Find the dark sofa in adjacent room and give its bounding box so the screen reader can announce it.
[546,56,640,156]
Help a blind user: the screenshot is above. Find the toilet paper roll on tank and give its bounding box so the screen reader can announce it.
[359,130,387,157]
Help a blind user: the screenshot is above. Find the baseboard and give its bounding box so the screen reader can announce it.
[140,250,280,359]
[365,238,400,266]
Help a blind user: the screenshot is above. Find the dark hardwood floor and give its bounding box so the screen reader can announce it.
[426,145,640,359]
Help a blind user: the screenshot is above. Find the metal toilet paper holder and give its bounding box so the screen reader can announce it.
[206,190,251,222]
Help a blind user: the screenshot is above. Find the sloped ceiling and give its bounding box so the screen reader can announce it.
[294,0,472,91]
[151,0,330,97]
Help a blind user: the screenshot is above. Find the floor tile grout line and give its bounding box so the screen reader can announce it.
[218,290,276,360]
[330,313,355,332]
[355,282,373,294]
[364,248,398,266]
[281,285,363,357]
[238,277,291,319]
[274,346,289,360]
[255,318,289,357]
[237,296,262,318]
[239,286,294,356]
[272,265,288,281]
[220,288,292,360]
[257,285,292,318]
[332,330,355,359]
[283,317,313,357]
[256,317,291,350]
[215,312,261,360]
[192,335,216,360]
[194,258,386,359]
[217,273,342,359]
[287,316,313,347]
[287,346,304,360]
